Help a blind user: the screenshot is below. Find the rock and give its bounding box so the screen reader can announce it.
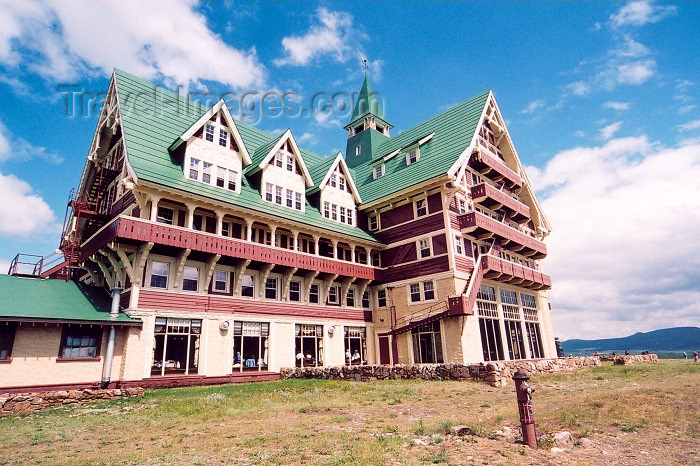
[451,425,474,436]
[579,438,593,448]
[551,447,567,453]
[554,431,572,445]
[413,438,427,445]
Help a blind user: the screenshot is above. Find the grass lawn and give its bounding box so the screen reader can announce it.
[1,360,698,465]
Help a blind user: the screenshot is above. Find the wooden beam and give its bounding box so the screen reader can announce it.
[233,259,251,295]
[304,270,319,300]
[172,248,191,291]
[281,267,298,301]
[203,254,221,291]
[258,264,275,298]
[134,242,154,287]
[100,248,125,288]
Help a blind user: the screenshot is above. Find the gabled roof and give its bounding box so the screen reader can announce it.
[245,129,314,187]
[112,69,379,243]
[307,153,362,203]
[169,99,252,166]
[0,275,141,325]
[352,89,491,205]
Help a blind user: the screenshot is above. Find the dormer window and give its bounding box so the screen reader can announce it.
[286,155,294,172]
[275,151,283,168]
[189,158,200,180]
[406,148,419,165]
[373,164,385,180]
[219,129,227,147]
[330,173,337,188]
[205,125,214,142]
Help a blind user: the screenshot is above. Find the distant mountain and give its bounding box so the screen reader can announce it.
[562,327,700,355]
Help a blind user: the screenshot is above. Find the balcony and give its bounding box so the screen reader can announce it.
[458,211,547,259]
[481,255,551,290]
[471,138,522,188]
[470,183,530,223]
[81,216,380,281]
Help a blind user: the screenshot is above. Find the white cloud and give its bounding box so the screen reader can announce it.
[313,110,341,128]
[274,8,366,67]
[0,2,265,89]
[603,101,631,111]
[296,132,316,145]
[678,105,697,115]
[614,60,655,85]
[520,100,545,115]
[566,81,590,96]
[610,2,675,28]
[599,121,622,140]
[530,137,700,339]
[0,172,57,237]
[678,119,700,132]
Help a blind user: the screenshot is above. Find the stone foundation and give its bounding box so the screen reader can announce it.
[613,354,659,365]
[281,355,659,388]
[0,387,145,417]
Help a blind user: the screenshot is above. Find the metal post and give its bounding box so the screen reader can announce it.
[513,370,537,449]
[101,287,121,388]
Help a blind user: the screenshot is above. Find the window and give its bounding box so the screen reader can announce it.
[309,284,319,304]
[241,275,255,297]
[505,319,526,360]
[458,198,468,214]
[60,327,101,359]
[205,124,214,142]
[418,238,432,258]
[295,324,323,368]
[331,204,337,221]
[339,175,346,191]
[156,206,174,225]
[521,293,539,322]
[228,171,237,191]
[286,190,293,208]
[361,291,370,308]
[525,322,544,359]
[368,214,378,231]
[150,261,169,289]
[344,327,367,365]
[377,289,387,307]
[182,266,199,292]
[0,323,17,360]
[415,199,427,217]
[152,318,201,376]
[355,145,361,156]
[410,281,435,302]
[217,167,226,188]
[275,186,283,205]
[265,183,273,202]
[275,151,283,167]
[323,201,330,218]
[346,289,355,307]
[286,155,294,172]
[373,164,385,179]
[265,277,278,299]
[346,209,353,225]
[289,280,301,302]
[340,207,346,224]
[295,192,302,211]
[328,285,339,304]
[330,173,337,188]
[214,270,228,292]
[202,162,212,184]
[189,158,200,180]
[454,235,464,255]
[406,148,419,165]
[219,129,227,147]
[477,285,504,361]
[233,321,269,372]
[411,321,443,364]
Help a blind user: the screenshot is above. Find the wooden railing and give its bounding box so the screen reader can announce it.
[458,211,547,257]
[475,137,522,187]
[481,255,552,289]
[81,216,381,280]
[470,183,530,220]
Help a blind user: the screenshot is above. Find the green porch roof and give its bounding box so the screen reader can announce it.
[113,69,379,243]
[352,90,490,204]
[0,275,141,325]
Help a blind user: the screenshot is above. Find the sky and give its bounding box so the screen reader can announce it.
[0,1,698,340]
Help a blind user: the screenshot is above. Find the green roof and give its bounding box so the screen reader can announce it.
[345,77,391,129]
[113,69,379,243]
[353,90,490,204]
[0,275,141,325]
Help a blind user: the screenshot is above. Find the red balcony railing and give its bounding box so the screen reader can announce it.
[470,183,530,223]
[481,255,551,290]
[458,211,547,259]
[472,138,522,188]
[81,216,380,280]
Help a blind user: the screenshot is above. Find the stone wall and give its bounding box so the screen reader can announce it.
[613,354,659,365]
[282,356,614,388]
[0,387,145,417]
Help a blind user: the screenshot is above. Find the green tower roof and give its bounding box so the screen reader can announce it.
[345,77,392,130]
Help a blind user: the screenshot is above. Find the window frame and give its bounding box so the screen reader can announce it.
[0,323,17,360]
[406,148,419,165]
[150,260,170,289]
[418,238,432,259]
[182,265,199,292]
[213,269,229,293]
[241,274,255,297]
[59,326,102,360]
[265,277,278,300]
[368,214,379,231]
[415,198,427,218]
[289,280,301,302]
[377,289,387,308]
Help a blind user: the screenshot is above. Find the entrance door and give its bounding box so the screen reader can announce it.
[378,336,390,364]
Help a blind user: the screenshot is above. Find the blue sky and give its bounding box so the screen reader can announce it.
[0,1,698,340]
